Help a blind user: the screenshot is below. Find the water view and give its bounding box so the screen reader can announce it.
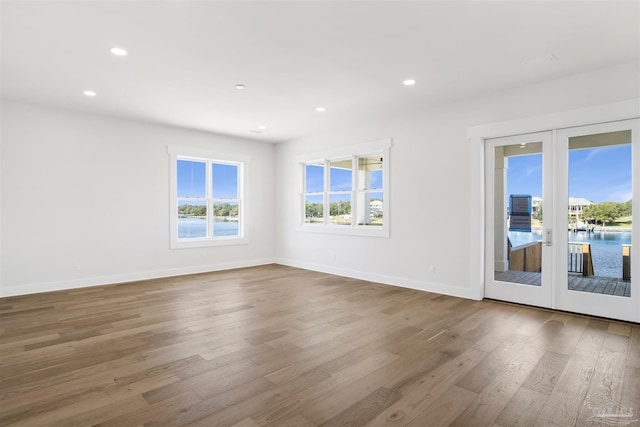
[178,217,239,238]
[509,230,631,278]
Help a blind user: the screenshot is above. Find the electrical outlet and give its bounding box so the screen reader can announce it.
[73,262,81,271]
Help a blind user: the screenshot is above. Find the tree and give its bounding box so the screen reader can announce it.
[178,204,206,217]
[534,203,543,221]
[621,199,632,217]
[214,203,231,217]
[582,202,623,227]
[329,201,351,216]
[305,203,323,219]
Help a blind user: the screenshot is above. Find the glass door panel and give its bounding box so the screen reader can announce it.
[494,142,543,286]
[556,119,639,322]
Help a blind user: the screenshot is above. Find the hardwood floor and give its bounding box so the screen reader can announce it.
[1,264,639,426]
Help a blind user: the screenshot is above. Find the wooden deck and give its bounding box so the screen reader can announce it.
[2,264,639,426]
[495,271,631,297]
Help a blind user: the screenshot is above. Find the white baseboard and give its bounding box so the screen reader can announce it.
[275,258,482,301]
[0,258,277,297]
[2,257,482,301]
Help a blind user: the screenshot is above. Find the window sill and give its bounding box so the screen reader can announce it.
[296,224,389,238]
[170,237,249,249]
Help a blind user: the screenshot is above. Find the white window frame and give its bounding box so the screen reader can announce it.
[296,138,391,237]
[169,146,248,249]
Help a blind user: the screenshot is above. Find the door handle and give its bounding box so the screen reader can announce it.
[545,228,552,246]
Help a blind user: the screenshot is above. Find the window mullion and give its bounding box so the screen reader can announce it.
[351,155,357,228]
[301,163,306,224]
[207,160,214,238]
[324,159,329,226]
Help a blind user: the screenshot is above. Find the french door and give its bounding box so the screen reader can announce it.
[485,119,639,322]
[485,131,554,309]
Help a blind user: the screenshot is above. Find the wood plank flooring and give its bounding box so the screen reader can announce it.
[1,264,639,426]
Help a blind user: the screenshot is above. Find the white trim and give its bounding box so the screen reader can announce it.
[0,258,277,297]
[294,138,392,164]
[468,133,485,301]
[468,98,640,140]
[168,145,250,164]
[296,138,391,238]
[483,131,554,309]
[469,99,640,321]
[169,147,249,248]
[275,258,480,301]
[295,224,389,238]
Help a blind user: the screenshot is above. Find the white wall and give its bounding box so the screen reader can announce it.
[274,61,640,299]
[2,62,638,299]
[1,101,276,296]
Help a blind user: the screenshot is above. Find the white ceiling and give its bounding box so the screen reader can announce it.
[2,1,639,143]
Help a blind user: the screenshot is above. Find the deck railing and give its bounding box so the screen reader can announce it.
[568,242,594,276]
[622,244,631,281]
[508,241,542,272]
[508,240,628,279]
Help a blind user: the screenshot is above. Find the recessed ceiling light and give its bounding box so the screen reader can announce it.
[258,125,267,130]
[235,84,246,90]
[403,79,416,86]
[110,47,128,56]
[83,90,97,97]
[315,107,326,112]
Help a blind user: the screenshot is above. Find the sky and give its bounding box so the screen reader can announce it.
[177,147,629,205]
[177,160,238,200]
[305,164,383,193]
[507,144,632,203]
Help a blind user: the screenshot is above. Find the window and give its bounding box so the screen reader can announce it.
[298,138,391,237]
[169,147,247,248]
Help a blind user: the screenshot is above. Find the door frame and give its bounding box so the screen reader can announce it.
[484,131,553,309]
[468,99,640,322]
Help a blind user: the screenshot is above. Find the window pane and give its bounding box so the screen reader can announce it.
[330,159,352,192]
[358,156,383,190]
[305,163,324,193]
[178,201,207,238]
[213,163,238,199]
[356,191,383,226]
[329,194,351,225]
[568,132,632,296]
[177,160,206,198]
[214,202,239,237]
[305,195,324,224]
[494,142,543,286]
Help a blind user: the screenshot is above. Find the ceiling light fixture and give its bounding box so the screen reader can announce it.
[258,125,267,130]
[83,90,97,97]
[315,107,326,112]
[235,84,246,90]
[403,79,416,86]
[110,47,128,56]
